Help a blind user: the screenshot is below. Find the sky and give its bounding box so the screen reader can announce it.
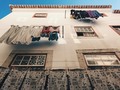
[0,0,120,19]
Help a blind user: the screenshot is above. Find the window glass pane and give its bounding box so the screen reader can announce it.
[12,61,21,65]
[103,60,113,65]
[77,32,84,36]
[37,55,46,65]
[11,54,47,66]
[21,56,30,65]
[101,55,108,60]
[12,56,23,65]
[96,61,103,65]
[84,55,93,60]
[87,60,96,65]
[112,60,119,65]
[29,56,38,65]
[84,53,120,66]
[93,55,100,60]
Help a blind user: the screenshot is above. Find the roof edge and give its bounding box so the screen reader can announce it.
[9,4,112,11]
[113,10,120,14]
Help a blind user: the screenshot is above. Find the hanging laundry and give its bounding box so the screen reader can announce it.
[41,26,50,37]
[71,10,103,19]
[71,9,75,15]
[25,26,34,44]
[11,26,28,44]
[31,26,43,42]
[31,26,43,37]
[0,25,60,45]
[19,26,33,45]
[6,26,21,44]
[0,25,20,43]
[49,26,60,33]
[31,36,40,41]
[48,32,58,41]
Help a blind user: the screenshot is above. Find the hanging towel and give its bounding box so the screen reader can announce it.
[0,25,19,43]
[6,26,21,44]
[11,26,26,44]
[32,26,43,37]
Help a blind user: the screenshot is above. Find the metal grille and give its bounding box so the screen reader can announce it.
[11,54,47,67]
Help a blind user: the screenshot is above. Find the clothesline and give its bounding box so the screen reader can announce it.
[0,25,60,45]
[71,10,103,19]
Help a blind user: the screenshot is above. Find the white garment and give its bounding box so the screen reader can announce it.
[0,25,44,45]
[19,26,30,44]
[6,26,21,44]
[11,26,26,44]
[25,26,33,45]
[31,26,43,37]
[0,25,19,43]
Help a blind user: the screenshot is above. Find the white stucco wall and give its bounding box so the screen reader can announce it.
[0,8,120,68]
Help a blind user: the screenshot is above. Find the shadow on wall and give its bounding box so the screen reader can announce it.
[11,40,57,49]
[76,19,98,24]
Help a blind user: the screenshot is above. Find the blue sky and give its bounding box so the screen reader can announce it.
[0,0,120,19]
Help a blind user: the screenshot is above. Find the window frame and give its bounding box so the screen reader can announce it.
[74,26,98,37]
[83,52,120,66]
[33,13,47,18]
[110,25,120,35]
[11,53,47,67]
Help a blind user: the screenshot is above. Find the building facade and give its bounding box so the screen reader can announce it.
[0,5,120,90]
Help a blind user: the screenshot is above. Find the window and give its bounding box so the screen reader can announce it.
[74,26,97,37]
[110,26,120,35]
[33,13,47,18]
[84,53,120,66]
[11,54,47,67]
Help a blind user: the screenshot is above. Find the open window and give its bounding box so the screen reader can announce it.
[74,26,97,37]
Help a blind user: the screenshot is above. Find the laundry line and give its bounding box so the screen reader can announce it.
[71,10,103,20]
[0,25,60,45]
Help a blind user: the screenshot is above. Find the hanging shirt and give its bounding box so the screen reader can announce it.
[42,26,50,34]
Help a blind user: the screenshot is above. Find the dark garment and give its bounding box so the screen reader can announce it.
[73,10,81,19]
[48,32,58,41]
[71,9,103,19]
[87,11,94,18]
[71,9,75,15]
[73,10,80,19]
[79,11,85,18]
[41,33,49,37]
[94,10,102,17]
[83,11,89,17]
[41,26,50,37]
[31,36,40,41]
[42,26,50,34]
